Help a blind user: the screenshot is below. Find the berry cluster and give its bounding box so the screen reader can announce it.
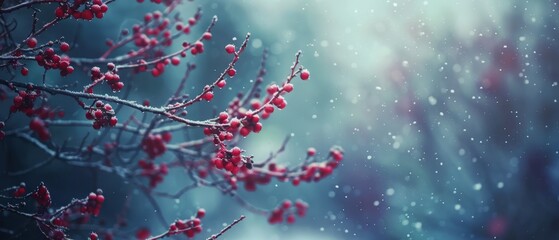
[238,111,263,137]
[216,69,310,141]
[13,182,26,197]
[265,84,288,110]
[167,209,205,238]
[190,40,205,55]
[34,46,74,76]
[138,160,169,188]
[200,85,214,101]
[224,163,290,192]
[203,112,235,141]
[32,105,65,120]
[49,191,106,229]
[55,0,109,20]
[8,87,64,121]
[237,168,273,192]
[297,147,344,184]
[212,146,253,175]
[52,215,71,228]
[124,9,203,76]
[82,190,105,217]
[29,118,50,141]
[33,183,51,208]
[141,132,171,159]
[85,101,118,129]
[10,88,41,115]
[89,63,123,92]
[268,199,308,224]
[51,210,87,229]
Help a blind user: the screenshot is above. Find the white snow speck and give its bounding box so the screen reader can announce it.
[473,183,482,191]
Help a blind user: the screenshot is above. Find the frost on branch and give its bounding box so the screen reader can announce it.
[0,0,342,239]
[0,183,104,240]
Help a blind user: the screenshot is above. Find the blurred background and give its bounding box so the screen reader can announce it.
[2,0,559,239]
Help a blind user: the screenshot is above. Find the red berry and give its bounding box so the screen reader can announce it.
[182,26,191,34]
[153,11,162,19]
[144,13,152,22]
[82,10,94,20]
[161,132,172,142]
[307,147,316,156]
[283,83,294,92]
[225,44,235,54]
[26,38,37,48]
[188,17,196,25]
[227,68,236,77]
[59,42,70,52]
[231,147,241,156]
[202,32,212,40]
[194,41,204,50]
[109,117,118,126]
[96,195,105,203]
[90,232,98,240]
[135,228,150,240]
[300,69,310,80]
[175,22,184,31]
[202,91,213,101]
[85,111,94,120]
[13,95,23,105]
[239,127,250,137]
[55,7,65,18]
[264,104,275,113]
[95,101,104,108]
[230,118,240,127]
[331,149,343,161]
[94,109,103,119]
[88,192,97,200]
[66,66,74,74]
[100,4,109,13]
[292,178,300,186]
[171,57,180,66]
[253,122,263,133]
[91,5,102,13]
[21,67,29,76]
[219,112,229,120]
[114,82,124,91]
[267,84,279,94]
[282,200,292,209]
[287,214,296,224]
[151,68,161,77]
[196,208,206,218]
[216,80,226,88]
[29,118,43,131]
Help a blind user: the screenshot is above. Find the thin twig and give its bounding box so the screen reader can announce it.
[207,215,246,240]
